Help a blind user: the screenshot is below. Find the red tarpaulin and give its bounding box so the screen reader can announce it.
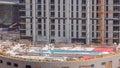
[83,56,95,60]
[93,47,114,52]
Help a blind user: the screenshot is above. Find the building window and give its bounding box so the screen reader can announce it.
[14,63,18,67]
[51,19,55,24]
[30,11,32,16]
[76,32,79,37]
[50,5,55,11]
[114,6,120,11]
[113,33,119,38]
[92,32,94,37]
[71,32,73,37]
[58,25,60,30]
[92,13,94,18]
[44,12,46,17]
[38,25,42,29]
[82,6,86,11]
[44,24,46,29]
[58,0,60,4]
[82,26,86,31]
[76,0,79,4]
[106,33,108,38]
[71,0,73,4]
[44,31,46,36]
[113,39,119,44]
[63,31,65,37]
[76,25,79,30]
[58,19,60,24]
[91,64,94,68]
[71,12,73,17]
[20,24,26,29]
[44,0,46,4]
[20,0,25,3]
[0,60,3,63]
[58,31,60,37]
[51,25,55,30]
[63,25,65,30]
[63,12,65,17]
[31,30,32,35]
[63,20,65,24]
[38,5,41,10]
[51,31,55,36]
[38,0,41,4]
[92,25,94,30]
[76,12,79,17]
[19,5,25,10]
[92,0,94,4]
[113,13,120,18]
[38,31,42,36]
[106,5,108,11]
[71,25,73,30]
[71,6,73,11]
[30,5,32,10]
[63,6,65,11]
[50,12,55,17]
[102,62,106,65]
[82,13,86,18]
[113,26,119,31]
[58,5,60,11]
[38,12,41,17]
[7,62,11,66]
[113,20,119,25]
[82,20,86,24]
[82,0,86,4]
[20,30,26,35]
[30,0,32,3]
[106,0,108,4]
[58,12,60,17]
[50,0,55,4]
[38,19,41,23]
[26,65,31,68]
[63,0,65,4]
[113,0,120,4]
[20,11,26,16]
[82,32,86,37]
[44,5,46,10]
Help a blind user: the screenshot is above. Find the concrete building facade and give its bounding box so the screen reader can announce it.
[19,0,120,44]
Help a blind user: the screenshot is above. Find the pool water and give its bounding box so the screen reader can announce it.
[34,49,101,55]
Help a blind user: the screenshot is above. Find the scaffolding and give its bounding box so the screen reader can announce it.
[97,0,105,44]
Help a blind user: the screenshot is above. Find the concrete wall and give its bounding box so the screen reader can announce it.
[0,54,120,68]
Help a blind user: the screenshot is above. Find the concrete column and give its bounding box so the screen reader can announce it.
[86,0,90,44]
[66,0,71,42]
[46,0,50,43]
[32,0,36,42]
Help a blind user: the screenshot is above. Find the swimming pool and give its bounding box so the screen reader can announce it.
[33,49,101,55]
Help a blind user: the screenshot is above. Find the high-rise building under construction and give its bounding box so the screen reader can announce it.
[19,0,120,44]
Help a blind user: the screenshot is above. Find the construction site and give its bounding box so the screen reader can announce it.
[18,0,120,45]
